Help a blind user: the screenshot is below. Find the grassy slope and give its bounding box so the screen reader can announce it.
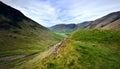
[0,1,63,57]
[29,29,120,69]
[0,20,63,69]
[0,30,63,69]
[0,26,62,57]
[0,30,62,57]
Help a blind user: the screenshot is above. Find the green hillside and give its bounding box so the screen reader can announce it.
[0,28,63,68]
[0,1,63,57]
[0,2,63,69]
[0,28,62,57]
[29,29,120,69]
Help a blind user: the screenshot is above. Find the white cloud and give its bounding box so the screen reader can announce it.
[0,0,120,27]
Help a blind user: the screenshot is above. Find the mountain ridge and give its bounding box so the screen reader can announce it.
[0,1,46,30]
[50,11,120,33]
[87,11,120,30]
[0,1,62,58]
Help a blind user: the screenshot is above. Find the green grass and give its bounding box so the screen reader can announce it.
[51,29,74,37]
[72,29,120,43]
[51,32,64,41]
[28,29,120,69]
[54,32,68,37]
[0,30,55,57]
[0,29,64,69]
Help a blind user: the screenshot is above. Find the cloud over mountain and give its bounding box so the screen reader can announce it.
[1,0,120,27]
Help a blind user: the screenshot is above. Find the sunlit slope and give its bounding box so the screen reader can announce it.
[33,29,120,69]
[87,11,120,30]
[102,19,120,30]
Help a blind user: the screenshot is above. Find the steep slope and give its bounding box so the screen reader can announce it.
[30,29,120,69]
[87,11,120,30]
[77,21,92,29]
[0,1,62,58]
[102,18,120,30]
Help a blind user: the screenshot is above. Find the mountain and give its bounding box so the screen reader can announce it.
[77,21,93,29]
[0,1,64,69]
[50,24,77,32]
[50,21,92,36]
[0,1,45,30]
[50,11,120,34]
[87,11,120,30]
[50,24,78,36]
[51,24,76,30]
[0,1,62,58]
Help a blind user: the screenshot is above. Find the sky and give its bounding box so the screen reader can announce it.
[1,0,120,27]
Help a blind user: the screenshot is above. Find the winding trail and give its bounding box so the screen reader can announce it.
[26,41,63,64]
[0,55,26,61]
[24,37,68,68]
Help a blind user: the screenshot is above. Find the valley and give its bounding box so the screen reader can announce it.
[0,1,120,69]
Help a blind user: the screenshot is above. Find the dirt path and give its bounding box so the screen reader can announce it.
[24,38,68,68]
[0,55,26,61]
[26,41,63,64]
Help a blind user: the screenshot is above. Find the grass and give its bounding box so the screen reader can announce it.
[27,29,120,69]
[0,29,63,69]
[0,20,64,57]
[0,30,54,57]
[1,29,120,69]
[51,29,74,37]
[0,14,65,69]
